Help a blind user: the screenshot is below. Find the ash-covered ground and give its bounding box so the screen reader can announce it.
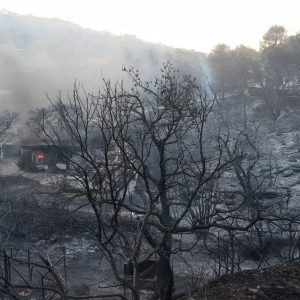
[1,97,300,299]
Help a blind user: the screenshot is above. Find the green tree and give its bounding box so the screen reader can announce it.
[259,26,293,120]
[209,44,235,101]
[260,25,287,49]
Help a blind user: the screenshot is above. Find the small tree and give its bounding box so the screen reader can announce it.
[0,111,18,247]
[258,25,294,121]
[0,111,18,150]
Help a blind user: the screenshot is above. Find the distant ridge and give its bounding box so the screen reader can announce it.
[0,11,208,111]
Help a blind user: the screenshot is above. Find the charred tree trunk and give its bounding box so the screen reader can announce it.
[157,249,174,300]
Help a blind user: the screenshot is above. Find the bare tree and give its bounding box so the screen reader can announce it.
[28,63,262,299]
[0,111,18,157]
[0,111,18,248]
[0,111,17,138]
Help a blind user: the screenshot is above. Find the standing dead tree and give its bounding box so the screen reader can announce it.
[0,111,18,139]
[0,111,18,249]
[0,110,18,159]
[28,63,262,300]
[0,250,128,300]
[211,105,291,269]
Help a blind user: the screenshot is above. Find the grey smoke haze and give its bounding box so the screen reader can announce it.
[0,11,209,112]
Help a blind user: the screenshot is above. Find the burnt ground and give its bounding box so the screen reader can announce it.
[0,174,97,245]
[0,172,121,298]
[0,171,187,299]
[191,262,300,300]
[2,161,300,299]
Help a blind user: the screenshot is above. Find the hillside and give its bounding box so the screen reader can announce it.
[0,10,207,111]
[190,262,300,300]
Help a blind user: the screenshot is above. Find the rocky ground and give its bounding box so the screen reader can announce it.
[190,262,300,300]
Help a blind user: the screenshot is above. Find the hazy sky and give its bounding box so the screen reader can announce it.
[0,0,299,52]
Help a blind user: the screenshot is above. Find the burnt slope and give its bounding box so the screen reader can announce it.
[193,262,300,300]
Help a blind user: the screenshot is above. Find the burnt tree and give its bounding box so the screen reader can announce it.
[31,63,261,299]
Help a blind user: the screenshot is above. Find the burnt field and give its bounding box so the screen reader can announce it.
[0,174,96,245]
[1,163,300,299]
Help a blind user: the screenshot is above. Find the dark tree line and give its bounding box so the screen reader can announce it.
[208,25,300,120]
